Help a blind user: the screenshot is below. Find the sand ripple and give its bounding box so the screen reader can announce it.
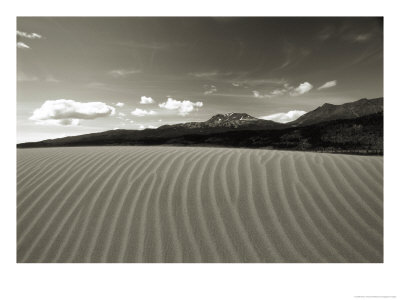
[17,146,383,263]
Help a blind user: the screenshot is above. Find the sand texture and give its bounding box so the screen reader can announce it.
[17,146,383,263]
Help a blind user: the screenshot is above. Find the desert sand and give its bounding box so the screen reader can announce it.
[17,146,383,263]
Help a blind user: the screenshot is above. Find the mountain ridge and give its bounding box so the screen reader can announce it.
[17,97,383,153]
[290,97,383,126]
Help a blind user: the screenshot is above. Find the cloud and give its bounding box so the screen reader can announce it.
[17,30,42,39]
[252,82,299,99]
[17,42,30,49]
[159,98,203,116]
[204,85,217,95]
[260,110,307,123]
[118,112,126,117]
[252,90,263,98]
[270,88,286,96]
[29,99,115,126]
[317,80,337,90]
[290,82,313,96]
[232,82,240,87]
[131,108,157,117]
[354,33,372,42]
[109,69,141,77]
[17,72,38,82]
[35,119,81,126]
[115,102,125,107]
[140,96,154,104]
[188,71,229,78]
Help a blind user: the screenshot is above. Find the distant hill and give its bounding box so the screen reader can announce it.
[17,97,383,154]
[158,112,283,130]
[290,97,383,126]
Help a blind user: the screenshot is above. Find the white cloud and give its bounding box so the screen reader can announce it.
[260,110,307,123]
[290,82,313,96]
[140,96,154,104]
[131,108,157,117]
[270,88,286,96]
[17,42,30,49]
[232,82,240,87]
[252,90,262,98]
[109,69,141,77]
[116,102,125,107]
[252,90,272,99]
[29,99,115,126]
[159,98,203,116]
[252,83,297,99]
[204,85,217,95]
[17,30,42,39]
[148,125,157,129]
[35,119,81,126]
[118,112,126,117]
[188,71,232,78]
[317,80,337,90]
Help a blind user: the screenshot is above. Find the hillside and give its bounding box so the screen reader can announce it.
[290,97,383,126]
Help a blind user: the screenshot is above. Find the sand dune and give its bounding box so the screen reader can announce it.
[17,146,383,263]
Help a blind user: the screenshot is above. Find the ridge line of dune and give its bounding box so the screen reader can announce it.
[322,155,383,236]
[100,148,166,262]
[192,148,223,262]
[299,154,375,261]
[116,147,170,262]
[235,150,277,262]
[17,151,87,208]
[17,151,92,227]
[17,150,64,186]
[65,150,138,262]
[134,148,184,262]
[334,155,383,209]
[288,154,347,262]
[218,149,267,261]
[273,153,328,262]
[262,152,309,261]
[206,148,243,262]
[19,150,115,262]
[178,148,211,262]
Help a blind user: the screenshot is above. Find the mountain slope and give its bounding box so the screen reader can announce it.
[158,112,283,130]
[290,97,383,126]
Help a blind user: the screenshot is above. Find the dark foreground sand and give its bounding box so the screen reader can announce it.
[17,146,383,263]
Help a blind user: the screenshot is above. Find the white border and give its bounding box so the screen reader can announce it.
[2,1,400,299]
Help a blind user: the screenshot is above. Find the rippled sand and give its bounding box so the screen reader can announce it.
[17,146,383,263]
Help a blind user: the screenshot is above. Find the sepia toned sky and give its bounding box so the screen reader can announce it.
[17,17,383,142]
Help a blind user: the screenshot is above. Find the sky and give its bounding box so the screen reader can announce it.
[17,17,383,142]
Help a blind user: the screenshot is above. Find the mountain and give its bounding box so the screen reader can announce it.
[17,97,383,154]
[158,112,283,130]
[290,97,383,126]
